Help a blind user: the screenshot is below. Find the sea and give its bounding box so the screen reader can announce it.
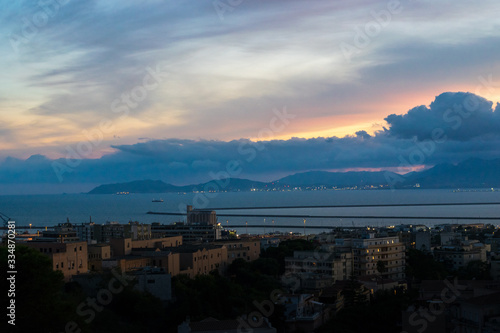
[1,189,500,235]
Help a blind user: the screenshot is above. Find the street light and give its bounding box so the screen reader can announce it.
[29,223,32,230]
[246,221,248,235]
[303,219,306,236]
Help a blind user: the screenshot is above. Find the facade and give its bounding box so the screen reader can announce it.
[131,248,181,276]
[88,244,111,271]
[25,241,88,281]
[433,242,486,271]
[178,317,276,333]
[102,256,151,272]
[152,222,222,242]
[109,236,182,257]
[133,267,172,302]
[212,239,261,263]
[76,221,152,243]
[187,205,217,225]
[450,292,500,333]
[352,235,405,280]
[36,222,81,243]
[415,232,431,252]
[285,249,353,282]
[166,244,228,278]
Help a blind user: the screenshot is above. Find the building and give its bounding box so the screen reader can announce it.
[133,267,172,302]
[187,205,217,225]
[131,248,181,276]
[415,232,431,252]
[450,292,500,332]
[109,236,182,257]
[88,244,111,271]
[102,256,151,272]
[260,237,281,251]
[433,241,486,271]
[281,294,329,332]
[212,239,260,263]
[25,241,88,281]
[178,317,276,333]
[151,206,223,242]
[352,235,405,280]
[491,254,500,281]
[76,221,152,244]
[36,222,81,243]
[152,222,222,242]
[165,244,228,278]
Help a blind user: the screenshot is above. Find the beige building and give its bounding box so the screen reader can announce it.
[25,241,88,281]
[212,239,261,264]
[109,236,182,257]
[352,235,405,280]
[433,242,486,271]
[88,244,111,272]
[168,244,228,278]
[102,256,151,272]
[285,249,353,282]
[131,248,181,277]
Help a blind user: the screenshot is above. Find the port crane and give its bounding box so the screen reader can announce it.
[0,212,12,228]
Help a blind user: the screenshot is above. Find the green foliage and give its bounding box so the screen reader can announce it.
[376,260,387,274]
[319,288,416,333]
[405,248,450,280]
[457,260,491,280]
[260,239,316,274]
[1,245,90,333]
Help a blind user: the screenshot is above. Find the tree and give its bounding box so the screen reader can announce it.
[1,245,90,333]
[376,260,387,275]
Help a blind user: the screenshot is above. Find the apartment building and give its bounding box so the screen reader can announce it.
[25,241,88,281]
[211,239,261,263]
[352,235,405,280]
[166,244,228,278]
[109,236,182,256]
[88,244,111,271]
[433,241,487,271]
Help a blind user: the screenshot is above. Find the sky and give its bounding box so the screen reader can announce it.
[1,0,500,193]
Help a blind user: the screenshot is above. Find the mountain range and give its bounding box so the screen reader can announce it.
[88,158,500,194]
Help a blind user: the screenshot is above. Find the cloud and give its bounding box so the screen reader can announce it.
[385,92,500,141]
[2,92,500,191]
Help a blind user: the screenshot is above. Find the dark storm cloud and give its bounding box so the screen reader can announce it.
[2,92,500,188]
[385,92,500,141]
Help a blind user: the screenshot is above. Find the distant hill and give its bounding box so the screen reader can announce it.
[87,158,500,194]
[403,158,500,188]
[277,170,397,187]
[88,178,269,194]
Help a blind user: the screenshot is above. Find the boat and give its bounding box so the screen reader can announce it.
[152,199,164,202]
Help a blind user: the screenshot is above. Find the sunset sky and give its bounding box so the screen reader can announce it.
[1,0,500,193]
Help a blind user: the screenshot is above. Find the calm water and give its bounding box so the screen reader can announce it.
[1,189,500,234]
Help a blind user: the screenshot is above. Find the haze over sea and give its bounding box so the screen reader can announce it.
[2,189,500,234]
